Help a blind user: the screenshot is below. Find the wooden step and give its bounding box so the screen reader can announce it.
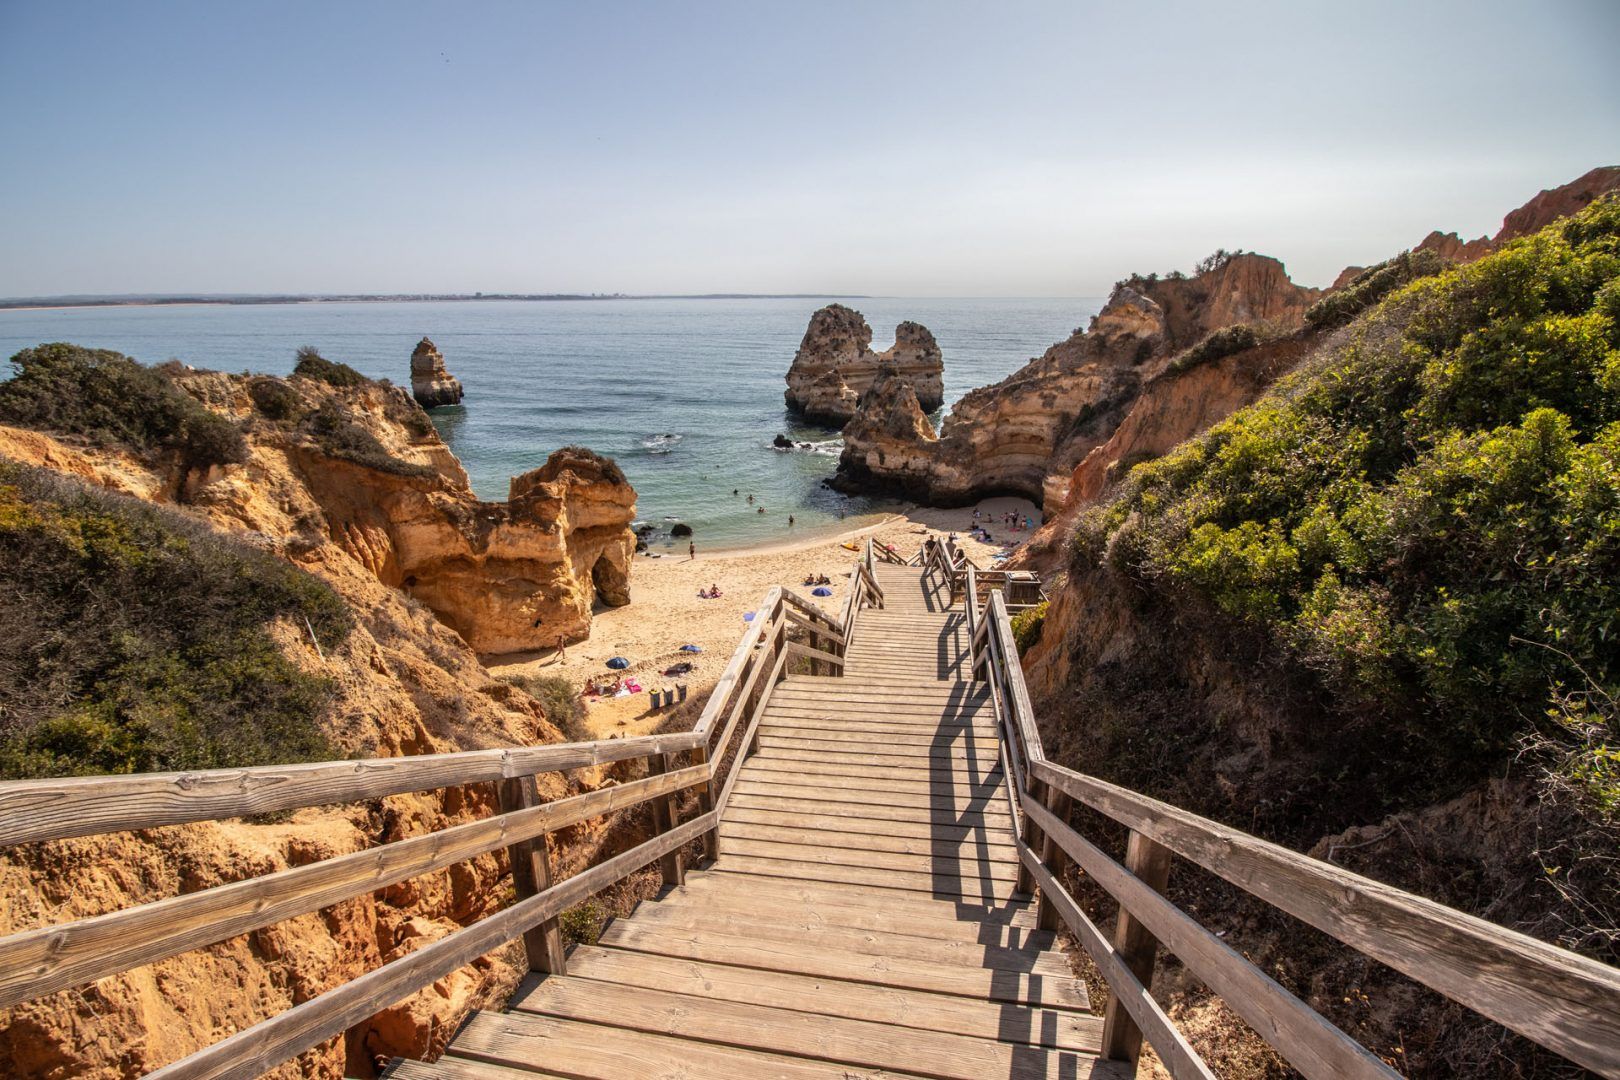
[759,708,996,730]
[709,853,1016,903]
[717,836,1019,882]
[720,803,1017,844]
[755,725,1002,749]
[627,902,1064,975]
[749,739,1001,768]
[673,868,1035,926]
[719,819,1017,859]
[509,975,1105,1080]
[741,758,1005,794]
[559,945,1100,1051]
[726,792,1012,826]
[446,1009,932,1080]
[593,917,1082,1008]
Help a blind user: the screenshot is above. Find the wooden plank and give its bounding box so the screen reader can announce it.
[764,703,993,721]
[755,726,1002,749]
[690,585,782,742]
[712,643,792,816]
[388,1056,566,1080]
[721,803,1016,844]
[147,811,717,1080]
[496,775,565,976]
[557,939,1101,1049]
[718,836,1019,883]
[448,1009,939,1080]
[713,853,1016,903]
[719,819,1016,858]
[753,734,1001,761]
[737,765,1005,799]
[664,875,1037,934]
[1018,841,1215,1080]
[725,792,1012,826]
[1030,760,1620,1078]
[0,765,705,1009]
[745,753,999,784]
[1100,830,1172,1062]
[598,904,1069,979]
[759,711,997,733]
[647,753,686,887]
[595,918,1085,1009]
[1023,797,1397,1079]
[511,974,1104,1080]
[0,729,707,848]
[729,779,1008,813]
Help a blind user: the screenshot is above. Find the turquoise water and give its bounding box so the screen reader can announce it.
[0,297,1099,547]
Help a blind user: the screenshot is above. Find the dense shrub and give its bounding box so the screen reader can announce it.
[249,376,304,422]
[1077,195,1620,799]
[499,673,588,742]
[303,401,435,477]
[1304,247,1449,330]
[1010,601,1048,655]
[0,343,247,469]
[1166,323,1263,375]
[292,346,367,388]
[0,463,352,778]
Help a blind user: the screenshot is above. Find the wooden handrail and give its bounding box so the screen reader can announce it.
[968,587,1620,1078]
[0,730,706,848]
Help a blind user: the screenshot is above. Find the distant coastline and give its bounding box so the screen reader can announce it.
[0,292,869,311]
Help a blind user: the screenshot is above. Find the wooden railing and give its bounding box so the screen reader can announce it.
[0,582,858,1080]
[969,588,1620,1079]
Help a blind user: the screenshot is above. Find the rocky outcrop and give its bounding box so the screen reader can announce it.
[410,337,464,409]
[1412,166,1620,269]
[784,305,943,426]
[834,254,1318,507]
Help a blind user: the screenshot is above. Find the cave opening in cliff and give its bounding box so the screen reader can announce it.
[590,553,630,609]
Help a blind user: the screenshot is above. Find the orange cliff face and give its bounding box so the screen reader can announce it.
[832,253,1319,510]
[0,368,639,1078]
[784,303,945,427]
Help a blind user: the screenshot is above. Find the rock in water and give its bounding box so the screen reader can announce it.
[772,433,794,448]
[784,304,943,428]
[410,337,464,408]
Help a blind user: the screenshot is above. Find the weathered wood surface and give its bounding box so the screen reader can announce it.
[1030,759,1620,1077]
[0,765,703,1008]
[150,812,715,1080]
[0,729,707,847]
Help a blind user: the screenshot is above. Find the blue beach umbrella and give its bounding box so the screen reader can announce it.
[811,587,833,597]
[680,644,702,653]
[606,656,629,670]
[742,612,755,622]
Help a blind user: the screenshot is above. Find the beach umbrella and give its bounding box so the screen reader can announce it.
[811,587,833,597]
[606,656,629,670]
[742,612,755,622]
[680,644,702,653]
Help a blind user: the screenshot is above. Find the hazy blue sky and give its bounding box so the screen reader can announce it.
[2,0,1616,297]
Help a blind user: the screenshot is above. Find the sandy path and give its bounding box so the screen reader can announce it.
[484,496,1043,737]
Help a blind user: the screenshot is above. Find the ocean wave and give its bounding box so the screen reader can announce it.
[641,433,683,454]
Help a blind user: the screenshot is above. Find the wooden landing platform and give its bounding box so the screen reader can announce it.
[402,566,1118,1079]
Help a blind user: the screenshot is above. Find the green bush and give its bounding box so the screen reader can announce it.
[500,673,588,742]
[1304,248,1449,330]
[0,462,352,778]
[292,346,367,388]
[0,343,247,469]
[558,900,606,945]
[1076,195,1620,794]
[249,376,304,422]
[1167,323,1263,375]
[1010,601,1048,654]
[303,401,435,477]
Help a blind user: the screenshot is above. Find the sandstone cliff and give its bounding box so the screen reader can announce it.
[834,253,1318,508]
[0,356,640,1078]
[409,337,464,409]
[170,367,634,653]
[784,304,944,426]
[1412,165,1620,267]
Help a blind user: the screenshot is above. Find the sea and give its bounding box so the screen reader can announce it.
[0,297,1100,549]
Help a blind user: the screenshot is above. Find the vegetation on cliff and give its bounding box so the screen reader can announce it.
[1077,195,1620,813]
[0,462,351,778]
[0,343,248,470]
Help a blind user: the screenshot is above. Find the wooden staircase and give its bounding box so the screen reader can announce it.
[401,565,1120,1079]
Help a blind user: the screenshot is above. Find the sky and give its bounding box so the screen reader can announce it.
[1,0,1617,297]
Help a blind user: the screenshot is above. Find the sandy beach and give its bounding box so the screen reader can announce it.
[485,495,1043,737]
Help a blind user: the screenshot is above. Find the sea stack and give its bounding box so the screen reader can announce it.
[783,304,943,427]
[410,337,464,408]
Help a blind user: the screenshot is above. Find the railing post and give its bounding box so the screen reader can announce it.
[647,752,687,887]
[495,775,567,975]
[1035,783,1074,932]
[692,743,718,862]
[1018,776,1046,900]
[1100,830,1173,1063]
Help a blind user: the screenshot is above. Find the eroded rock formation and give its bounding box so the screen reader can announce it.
[1413,165,1620,268]
[784,304,943,426]
[410,337,464,409]
[834,253,1318,507]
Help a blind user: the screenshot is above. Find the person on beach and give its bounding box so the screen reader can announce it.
[757,506,765,514]
[788,514,795,527]
[688,540,696,560]
[555,633,568,661]
[746,494,754,504]
[733,489,739,496]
